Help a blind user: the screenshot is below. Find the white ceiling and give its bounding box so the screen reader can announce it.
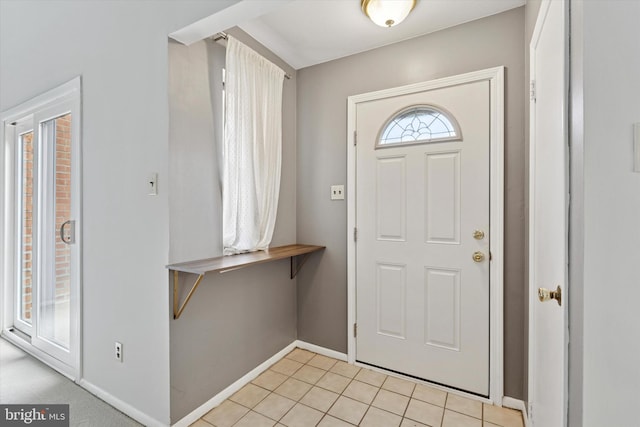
[239,0,526,70]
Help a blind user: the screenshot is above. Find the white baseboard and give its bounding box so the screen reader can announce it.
[79,379,166,427]
[294,340,347,361]
[172,342,298,427]
[172,340,346,427]
[502,396,530,427]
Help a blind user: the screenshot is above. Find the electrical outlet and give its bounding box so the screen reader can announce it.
[115,341,123,362]
[331,185,345,200]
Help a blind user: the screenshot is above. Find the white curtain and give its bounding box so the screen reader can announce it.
[223,36,285,255]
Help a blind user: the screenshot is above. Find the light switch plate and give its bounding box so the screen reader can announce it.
[148,173,158,195]
[331,185,345,200]
[634,123,640,173]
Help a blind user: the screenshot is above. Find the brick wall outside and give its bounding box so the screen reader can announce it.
[20,114,72,322]
[55,114,72,306]
[21,132,33,321]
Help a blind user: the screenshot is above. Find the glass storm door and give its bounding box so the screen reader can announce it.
[13,99,80,373]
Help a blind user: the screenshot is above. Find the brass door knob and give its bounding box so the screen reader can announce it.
[472,251,485,262]
[473,230,485,240]
[538,285,562,306]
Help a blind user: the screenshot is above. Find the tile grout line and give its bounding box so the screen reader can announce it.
[365,381,384,424]
[441,391,451,427]
[324,367,358,425]
[399,382,417,423]
[286,358,324,426]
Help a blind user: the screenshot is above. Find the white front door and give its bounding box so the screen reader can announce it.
[355,78,491,395]
[529,0,568,425]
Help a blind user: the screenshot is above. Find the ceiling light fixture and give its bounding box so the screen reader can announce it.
[361,0,417,28]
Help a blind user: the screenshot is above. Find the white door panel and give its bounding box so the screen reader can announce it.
[376,156,407,241]
[376,262,406,339]
[424,267,461,351]
[425,151,460,244]
[30,106,79,368]
[529,0,568,425]
[356,81,490,395]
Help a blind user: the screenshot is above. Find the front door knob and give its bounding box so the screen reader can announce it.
[538,285,562,306]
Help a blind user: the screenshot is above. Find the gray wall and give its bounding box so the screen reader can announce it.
[296,7,527,399]
[569,1,584,424]
[168,29,299,423]
[525,0,543,42]
[169,39,222,263]
[0,1,241,425]
[578,1,640,425]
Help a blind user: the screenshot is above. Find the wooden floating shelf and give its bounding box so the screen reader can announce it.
[167,244,325,276]
[166,244,325,319]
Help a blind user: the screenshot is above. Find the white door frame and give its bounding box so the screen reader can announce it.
[347,66,505,403]
[0,76,83,381]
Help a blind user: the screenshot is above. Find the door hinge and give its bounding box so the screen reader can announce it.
[353,130,357,146]
[530,80,536,102]
[353,323,357,337]
[354,227,358,241]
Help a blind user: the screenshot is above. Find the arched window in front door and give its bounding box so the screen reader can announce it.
[377,105,461,148]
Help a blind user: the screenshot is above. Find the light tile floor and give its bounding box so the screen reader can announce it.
[193,348,524,427]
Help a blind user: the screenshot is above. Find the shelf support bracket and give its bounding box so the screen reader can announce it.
[173,270,204,319]
[290,253,313,279]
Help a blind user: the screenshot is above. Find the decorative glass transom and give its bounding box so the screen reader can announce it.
[378,106,460,147]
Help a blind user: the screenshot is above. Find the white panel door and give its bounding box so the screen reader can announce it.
[356,80,490,395]
[529,0,568,425]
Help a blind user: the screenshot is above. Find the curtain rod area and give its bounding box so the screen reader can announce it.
[211,32,292,80]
